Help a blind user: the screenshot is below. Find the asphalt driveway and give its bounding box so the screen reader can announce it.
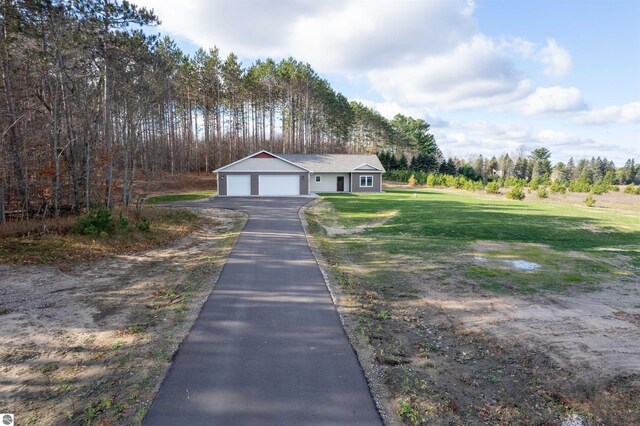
[143,197,382,425]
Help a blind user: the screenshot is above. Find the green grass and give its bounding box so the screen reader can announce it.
[145,191,216,204]
[314,189,640,294]
[320,190,640,252]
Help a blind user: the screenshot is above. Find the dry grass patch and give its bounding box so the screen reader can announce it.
[0,207,205,265]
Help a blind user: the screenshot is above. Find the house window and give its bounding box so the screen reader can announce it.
[360,175,373,187]
[315,175,321,183]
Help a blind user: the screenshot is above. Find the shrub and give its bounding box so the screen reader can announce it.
[624,183,637,194]
[485,181,500,194]
[537,187,549,198]
[136,217,151,232]
[568,176,592,193]
[408,174,417,187]
[550,179,566,194]
[591,181,609,195]
[76,207,115,236]
[426,173,436,187]
[119,213,129,232]
[443,175,458,188]
[584,194,596,207]
[506,185,526,200]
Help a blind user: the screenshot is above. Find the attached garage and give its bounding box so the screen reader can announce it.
[215,150,385,196]
[215,151,309,196]
[258,175,300,196]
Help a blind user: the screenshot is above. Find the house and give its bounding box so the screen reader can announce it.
[214,150,385,196]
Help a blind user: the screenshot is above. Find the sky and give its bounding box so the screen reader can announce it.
[134,0,640,164]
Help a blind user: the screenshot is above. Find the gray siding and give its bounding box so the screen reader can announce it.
[218,172,308,196]
[351,172,382,193]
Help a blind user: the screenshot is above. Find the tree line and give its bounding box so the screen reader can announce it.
[380,148,640,188]
[0,0,415,222]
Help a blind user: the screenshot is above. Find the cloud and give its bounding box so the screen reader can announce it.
[137,0,477,73]
[433,121,635,164]
[574,102,640,125]
[354,98,448,127]
[289,0,476,73]
[522,86,587,115]
[434,120,535,159]
[501,36,535,58]
[367,35,534,110]
[537,39,572,79]
[537,129,598,148]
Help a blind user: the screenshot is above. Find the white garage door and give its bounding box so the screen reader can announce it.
[259,175,300,196]
[227,175,251,196]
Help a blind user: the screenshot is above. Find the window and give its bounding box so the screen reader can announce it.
[315,175,321,183]
[360,175,373,187]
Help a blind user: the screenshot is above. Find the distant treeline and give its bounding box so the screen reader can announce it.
[379,149,640,189]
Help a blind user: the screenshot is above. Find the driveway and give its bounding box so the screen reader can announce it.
[143,197,382,425]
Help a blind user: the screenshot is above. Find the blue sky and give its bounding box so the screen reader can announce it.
[136,0,640,164]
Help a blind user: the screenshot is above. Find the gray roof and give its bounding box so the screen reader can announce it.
[278,154,385,173]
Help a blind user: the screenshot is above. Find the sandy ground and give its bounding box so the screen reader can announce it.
[419,280,640,379]
[0,208,245,425]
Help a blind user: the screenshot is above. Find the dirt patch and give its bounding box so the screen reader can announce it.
[441,284,640,377]
[0,208,246,425]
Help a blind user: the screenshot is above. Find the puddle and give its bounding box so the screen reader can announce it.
[503,259,539,271]
[472,256,539,271]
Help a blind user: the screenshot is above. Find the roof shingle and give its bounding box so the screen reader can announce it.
[278,154,384,173]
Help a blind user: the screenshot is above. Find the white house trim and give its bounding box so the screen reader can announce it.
[213,150,311,172]
[352,162,383,171]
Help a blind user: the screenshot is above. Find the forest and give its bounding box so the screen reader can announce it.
[0,0,403,221]
[1,0,638,222]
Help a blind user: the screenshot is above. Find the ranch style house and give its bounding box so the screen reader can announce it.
[215,150,385,196]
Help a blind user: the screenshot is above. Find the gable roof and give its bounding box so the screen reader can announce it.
[278,154,385,173]
[213,150,310,172]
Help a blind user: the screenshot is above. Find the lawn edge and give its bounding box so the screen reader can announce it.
[299,200,398,426]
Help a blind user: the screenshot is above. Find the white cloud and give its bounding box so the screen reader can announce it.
[537,39,572,79]
[368,35,534,110]
[137,0,477,73]
[354,99,448,127]
[434,120,535,159]
[537,129,598,148]
[434,121,635,164]
[501,36,535,58]
[574,102,640,125]
[522,86,587,115]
